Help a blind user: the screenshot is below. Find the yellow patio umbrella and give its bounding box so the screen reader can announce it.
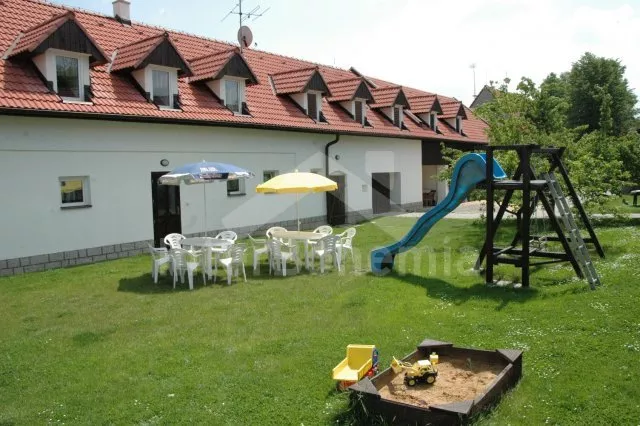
[256,171,338,230]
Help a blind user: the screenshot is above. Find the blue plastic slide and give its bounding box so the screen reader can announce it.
[370,153,507,275]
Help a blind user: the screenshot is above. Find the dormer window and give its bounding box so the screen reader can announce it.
[270,66,331,123]
[354,100,364,124]
[393,106,403,128]
[5,11,107,103]
[225,79,241,113]
[189,48,258,116]
[307,92,319,120]
[370,85,410,129]
[456,116,462,133]
[430,113,437,131]
[152,69,170,107]
[110,32,193,110]
[56,55,81,100]
[439,100,467,135]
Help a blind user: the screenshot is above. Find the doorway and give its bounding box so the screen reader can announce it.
[151,172,181,247]
[372,172,391,214]
[327,174,346,226]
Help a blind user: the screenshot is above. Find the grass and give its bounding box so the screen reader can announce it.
[602,194,640,214]
[1,217,640,424]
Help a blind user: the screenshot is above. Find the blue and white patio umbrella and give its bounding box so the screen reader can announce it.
[159,161,254,236]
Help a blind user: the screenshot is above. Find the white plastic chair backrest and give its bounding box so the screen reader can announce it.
[313,225,333,236]
[338,227,356,239]
[340,237,353,250]
[171,248,198,268]
[148,244,168,259]
[215,231,238,242]
[320,235,339,253]
[164,233,185,249]
[266,226,287,239]
[229,244,246,264]
[248,235,266,248]
[267,239,284,258]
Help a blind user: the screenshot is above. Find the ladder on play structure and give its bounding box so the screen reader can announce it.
[542,172,601,289]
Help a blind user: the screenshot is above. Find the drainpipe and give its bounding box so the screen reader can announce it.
[324,134,340,224]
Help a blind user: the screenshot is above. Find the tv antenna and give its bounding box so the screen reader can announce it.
[222,1,270,53]
[470,63,477,97]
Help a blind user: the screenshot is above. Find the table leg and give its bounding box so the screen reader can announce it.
[634,194,638,206]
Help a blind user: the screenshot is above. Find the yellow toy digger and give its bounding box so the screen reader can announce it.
[391,356,438,386]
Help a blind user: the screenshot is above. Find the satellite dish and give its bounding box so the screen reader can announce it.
[237,26,253,48]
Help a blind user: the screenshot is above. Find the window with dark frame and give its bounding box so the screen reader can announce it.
[226,179,245,195]
[152,69,171,107]
[355,100,363,124]
[430,113,436,130]
[456,116,462,133]
[225,79,240,113]
[263,170,278,182]
[307,92,318,120]
[393,106,401,127]
[56,56,80,99]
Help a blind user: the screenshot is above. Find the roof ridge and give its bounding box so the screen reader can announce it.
[372,85,402,91]
[270,65,318,77]
[408,93,437,99]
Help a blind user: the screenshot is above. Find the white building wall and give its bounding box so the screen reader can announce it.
[0,116,422,260]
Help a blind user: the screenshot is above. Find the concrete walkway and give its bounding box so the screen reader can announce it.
[397,200,640,220]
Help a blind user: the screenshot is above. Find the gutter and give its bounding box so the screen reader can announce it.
[324,134,340,177]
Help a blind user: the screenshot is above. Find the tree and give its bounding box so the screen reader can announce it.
[566,52,638,136]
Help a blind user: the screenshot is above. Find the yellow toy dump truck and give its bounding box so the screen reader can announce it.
[391,356,438,386]
[332,344,379,391]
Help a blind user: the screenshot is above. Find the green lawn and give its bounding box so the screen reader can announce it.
[1,217,640,425]
[603,194,640,214]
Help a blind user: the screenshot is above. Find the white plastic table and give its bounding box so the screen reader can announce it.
[270,230,325,270]
[181,237,233,280]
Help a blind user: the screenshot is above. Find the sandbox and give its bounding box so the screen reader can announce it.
[349,339,523,425]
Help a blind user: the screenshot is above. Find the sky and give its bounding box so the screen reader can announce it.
[54,0,640,106]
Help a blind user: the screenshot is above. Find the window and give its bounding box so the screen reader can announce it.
[56,56,80,99]
[456,116,462,133]
[393,106,402,127]
[225,79,241,113]
[307,92,318,120]
[263,170,279,182]
[152,69,171,107]
[60,176,90,208]
[430,113,437,131]
[354,100,364,125]
[226,179,246,196]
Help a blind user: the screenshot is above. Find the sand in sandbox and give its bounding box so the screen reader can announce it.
[377,357,504,408]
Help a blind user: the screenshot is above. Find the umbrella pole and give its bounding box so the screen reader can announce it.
[296,192,300,231]
[203,184,207,237]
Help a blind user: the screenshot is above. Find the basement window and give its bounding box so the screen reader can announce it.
[60,176,91,208]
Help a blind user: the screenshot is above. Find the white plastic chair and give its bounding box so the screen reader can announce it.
[164,233,185,249]
[306,225,333,266]
[268,239,299,276]
[214,231,238,242]
[248,234,269,272]
[336,228,356,266]
[147,244,171,283]
[216,244,247,285]
[170,248,204,290]
[312,235,341,273]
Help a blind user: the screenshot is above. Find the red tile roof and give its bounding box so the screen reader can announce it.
[439,100,467,119]
[408,94,440,114]
[270,66,320,95]
[0,0,488,143]
[190,48,235,82]
[326,77,368,102]
[109,32,165,71]
[370,86,410,109]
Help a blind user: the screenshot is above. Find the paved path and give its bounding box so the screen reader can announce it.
[397,201,640,220]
